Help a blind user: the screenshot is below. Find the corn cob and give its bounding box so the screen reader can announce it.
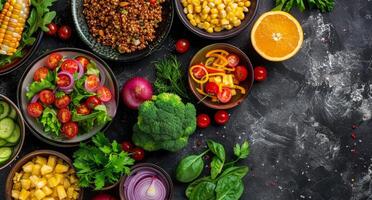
[0,0,30,56]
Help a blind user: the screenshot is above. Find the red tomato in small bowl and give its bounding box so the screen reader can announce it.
[57,108,72,123]
[75,56,90,71]
[227,54,240,68]
[214,110,229,125]
[27,102,44,118]
[85,75,100,92]
[61,59,79,74]
[39,90,55,105]
[54,95,71,109]
[197,114,211,128]
[175,39,190,54]
[56,74,72,88]
[62,122,78,139]
[191,65,206,79]
[254,66,267,81]
[217,87,232,103]
[234,66,248,82]
[33,67,49,82]
[97,86,112,102]
[205,82,219,96]
[85,96,101,109]
[76,104,91,115]
[46,53,63,70]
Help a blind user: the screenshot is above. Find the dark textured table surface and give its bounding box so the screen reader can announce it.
[1,0,372,199]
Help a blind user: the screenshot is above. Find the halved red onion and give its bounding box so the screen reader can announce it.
[31,94,39,103]
[57,72,74,90]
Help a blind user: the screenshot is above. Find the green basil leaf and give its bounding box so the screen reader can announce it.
[211,156,224,179]
[215,175,244,200]
[189,181,216,200]
[176,154,205,183]
[186,176,213,198]
[220,166,249,179]
[207,140,225,162]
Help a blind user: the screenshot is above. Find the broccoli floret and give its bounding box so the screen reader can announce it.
[132,93,196,152]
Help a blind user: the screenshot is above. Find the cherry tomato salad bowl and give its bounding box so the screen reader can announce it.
[188,43,254,109]
[17,48,119,147]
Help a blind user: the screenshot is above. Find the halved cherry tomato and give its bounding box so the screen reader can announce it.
[85,96,101,109]
[197,114,211,128]
[227,54,240,68]
[39,90,55,105]
[55,95,71,109]
[46,53,63,70]
[56,74,71,88]
[76,104,91,115]
[75,56,90,71]
[57,108,72,123]
[85,75,100,92]
[27,102,44,118]
[234,66,248,81]
[61,59,79,74]
[132,147,145,161]
[62,122,78,139]
[33,67,49,82]
[121,141,133,152]
[217,87,232,103]
[214,110,229,125]
[191,65,206,79]
[205,82,219,96]
[97,86,112,102]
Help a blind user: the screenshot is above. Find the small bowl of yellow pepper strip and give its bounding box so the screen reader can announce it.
[175,0,259,39]
[188,43,254,109]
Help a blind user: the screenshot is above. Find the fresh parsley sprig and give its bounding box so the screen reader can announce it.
[273,0,334,12]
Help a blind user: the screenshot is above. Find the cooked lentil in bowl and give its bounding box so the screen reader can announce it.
[83,0,164,53]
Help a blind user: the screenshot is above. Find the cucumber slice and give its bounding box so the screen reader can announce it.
[6,124,20,144]
[0,139,7,147]
[0,147,12,159]
[0,101,10,120]
[0,118,15,139]
[8,106,17,120]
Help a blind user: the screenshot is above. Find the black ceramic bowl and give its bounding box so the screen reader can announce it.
[71,0,174,62]
[17,48,119,147]
[0,32,43,75]
[175,0,259,40]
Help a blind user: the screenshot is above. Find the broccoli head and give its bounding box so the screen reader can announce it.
[132,93,196,152]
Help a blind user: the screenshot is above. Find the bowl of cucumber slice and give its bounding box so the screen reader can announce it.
[0,94,25,170]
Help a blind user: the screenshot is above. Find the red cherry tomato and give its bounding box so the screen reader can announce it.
[61,59,79,74]
[197,114,211,128]
[27,102,44,118]
[234,66,248,82]
[149,0,157,5]
[191,65,207,79]
[54,95,71,109]
[121,141,133,152]
[227,54,240,68]
[254,66,267,81]
[33,67,49,82]
[97,86,112,102]
[39,90,55,105]
[217,87,232,103]
[62,122,79,139]
[46,23,58,36]
[58,25,72,41]
[56,74,72,88]
[85,96,101,109]
[76,104,91,115]
[46,53,63,70]
[175,39,190,54]
[132,147,145,161]
[75,56,90,71]
[85,75,100,92]
[205,82,219,96]
[214,110,229,125]
[57,108,72,123]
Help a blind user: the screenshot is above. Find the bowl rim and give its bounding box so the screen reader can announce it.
[0,94,26,171]
[16,47,119,147]
[119,163,174,200]
[0,31,43,76]
[71,0,174,62]
[188,43,254,109]
[174,0,260,40]
[4,150,84,200]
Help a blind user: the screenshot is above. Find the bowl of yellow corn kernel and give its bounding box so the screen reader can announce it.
[175,0,259,39]
[5,150,83,200]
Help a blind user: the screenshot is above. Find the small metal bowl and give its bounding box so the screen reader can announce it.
[5,150,84,200]
[0,94,25,170]
[175,0,259,40]
[71,0,174,62]
[188,43,254,109]
[17,48,119,147]
[0,32,43,75]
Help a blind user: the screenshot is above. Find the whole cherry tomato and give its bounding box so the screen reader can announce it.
[33,67,49,82]
[132,147,145,161]
[58,25,72,41]
[197,114,211,128]
[121,141,133,152]
[46,23,58,36]
[175,39,190,54]
[149,0,157,5]
[27,102,44,118]
[39,90,55,105]
[214,110,229,125]
[254,66,267,81]
[85,96,101,109]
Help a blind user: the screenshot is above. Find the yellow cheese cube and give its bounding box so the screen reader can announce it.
[21,179,31,190]
[47,156,57,168]
[56,185,67,199]
[35,156,47,165]
[34,189,46,200]
[42,186,53,196]
[41,165,53,175]
[19,189,31,200]
[22,162,34,173]
[55,164,69,173]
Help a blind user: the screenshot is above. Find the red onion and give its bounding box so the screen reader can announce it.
[99,70,106,87]
[31,94,39,103]
[57,72,74,91]
[106,99,117,117]
[121,77,153,110]
[124,171,166,200]
[76,60,84,79]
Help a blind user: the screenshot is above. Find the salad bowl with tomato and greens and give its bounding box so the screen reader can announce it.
[17,48,118,147]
